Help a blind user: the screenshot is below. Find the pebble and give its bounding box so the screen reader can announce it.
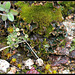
[62,70,70,74]
[59,69,70,74]
[0,59,10,73]
[7,66,17,74]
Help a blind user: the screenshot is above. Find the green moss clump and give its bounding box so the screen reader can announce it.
[20,2,63,24]
[15,1,63,37]
[15,1,25,7]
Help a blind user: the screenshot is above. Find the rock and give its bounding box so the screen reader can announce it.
[22,58,34,69]
[62,70,70,74]
[65,36,73,48]
[65,41,71,48]
[66,36,73,41]
[7,66,17,74]
[49,55,61,62]
[59,68,71,74]
[56,47,69,56]
[0,59,10,73]
[63,21,75,36]
[51,56,69,67]
[35,58,44,66]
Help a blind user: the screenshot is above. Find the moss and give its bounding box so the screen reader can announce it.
[20,2,62,24]
[7,26,13,33]
[59,39,66,47]
[15,1,62,37]
[60,1,75,17]
[15,1,66,59]
[15,1,25,7]
[70,38,75,52]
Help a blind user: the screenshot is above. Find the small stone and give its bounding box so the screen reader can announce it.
[7,66,17,74]
[62,70,70,74]
[35,58,44,66]
[23,58,34,69]
[54,50,57,54]
[62,17,64,20]
[0,59,10,73]
[68,15,72,19]
[17,54,21,56]
[66,17,68,20]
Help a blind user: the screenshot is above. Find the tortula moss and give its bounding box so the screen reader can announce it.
[15,1,63,37]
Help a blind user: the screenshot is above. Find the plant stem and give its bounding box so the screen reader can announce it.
[0,13,7,28]
[0,13,7,16]
[0,46,10,51]
[25,41,39,59]
[0,39,39,59]
[0,40,25,52]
